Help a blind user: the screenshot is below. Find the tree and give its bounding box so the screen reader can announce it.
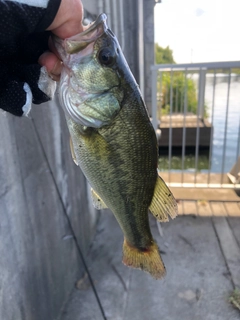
[155,44,207,117]
[155,44,175,64]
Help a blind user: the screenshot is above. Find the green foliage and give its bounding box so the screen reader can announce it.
[232,68,240,75]
[155,44,175,64]
[158,72,198,116]
[155,44,208,118]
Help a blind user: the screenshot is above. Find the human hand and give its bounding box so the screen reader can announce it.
[39,0,84,81]
[0,0,84,117]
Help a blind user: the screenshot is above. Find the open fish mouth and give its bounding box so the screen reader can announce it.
[55,13,122,128]
[54,14,108,61]
[64,14,108,55]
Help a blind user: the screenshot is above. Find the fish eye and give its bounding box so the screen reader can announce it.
[98,48,116,67]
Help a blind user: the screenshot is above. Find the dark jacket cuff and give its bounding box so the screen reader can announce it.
[35,0,62,32]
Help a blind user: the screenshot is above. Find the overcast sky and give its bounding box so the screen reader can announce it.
[154,0,240,63]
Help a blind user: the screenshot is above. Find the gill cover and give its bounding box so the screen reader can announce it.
[55,14,121,128]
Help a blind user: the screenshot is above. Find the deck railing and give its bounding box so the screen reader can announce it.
[151,61,240,189]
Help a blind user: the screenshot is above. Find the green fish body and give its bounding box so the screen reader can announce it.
[55,14,178,279]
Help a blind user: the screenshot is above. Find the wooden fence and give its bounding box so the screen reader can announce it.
[0,100,97,320]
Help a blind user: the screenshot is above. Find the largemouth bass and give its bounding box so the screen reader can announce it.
[54,14,178,279]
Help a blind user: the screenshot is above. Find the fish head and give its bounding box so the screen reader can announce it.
[54,14,131,128]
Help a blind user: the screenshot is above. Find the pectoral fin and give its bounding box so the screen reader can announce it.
[91,188,108,210]
[70,137,78,166]
[149,173,178,222]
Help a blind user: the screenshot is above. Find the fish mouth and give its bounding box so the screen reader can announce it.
[65,14,108,54]
[56,14,121,128]
[54,14,108,60]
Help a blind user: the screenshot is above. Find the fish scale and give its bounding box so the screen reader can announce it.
[68,94,156,248]
[55,13,178,279]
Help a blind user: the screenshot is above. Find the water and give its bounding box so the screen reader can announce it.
[206,77,240,173]
[159,75,240,173]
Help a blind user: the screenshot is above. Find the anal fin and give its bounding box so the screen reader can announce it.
[149,172,178,222]
[91,188,108,210]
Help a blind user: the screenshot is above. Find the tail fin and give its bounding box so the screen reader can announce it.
[122,239,166,279]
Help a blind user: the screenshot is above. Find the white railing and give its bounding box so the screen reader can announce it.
[151,61,240,189]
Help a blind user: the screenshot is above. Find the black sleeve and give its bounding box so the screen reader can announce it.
[0,0,61,37]
[0,0,62,117]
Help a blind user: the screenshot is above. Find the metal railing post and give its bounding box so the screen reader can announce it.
[150,61,240,190]
[198,68,207,119]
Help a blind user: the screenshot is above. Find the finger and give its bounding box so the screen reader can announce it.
[47,0,84,38]
[38,51,62,80]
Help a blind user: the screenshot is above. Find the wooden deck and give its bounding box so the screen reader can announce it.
[160,172,232,186]
[158,114,212,147]
[60,204,240,320]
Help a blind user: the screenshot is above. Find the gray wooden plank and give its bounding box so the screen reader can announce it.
[59,278,103,320]
[228,217,240,248]
[124,216,238,320]
[31,100,98,255]
[60,211,131,320]
[0,109,92,320]
[169,187,239,202]
[212,217,240,289]
[0,112,31,320]
[61,213,239,320]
